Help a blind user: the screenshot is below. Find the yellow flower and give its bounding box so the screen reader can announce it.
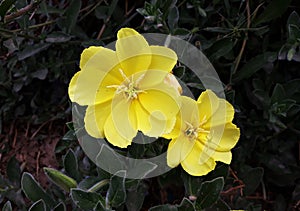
[68,28,181,148]
[165,90,240,176]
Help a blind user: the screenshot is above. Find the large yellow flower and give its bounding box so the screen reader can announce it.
[165,90,240,176]
[68,28,181,148]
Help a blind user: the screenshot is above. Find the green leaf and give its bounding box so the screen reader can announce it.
[287,11,300,27]
[29,199,46,211]
[45,32,72,43]
[240,167,264,196]
[253,89,271,108]
[271,84,286,103]
[203,27,232,33]
[168,6,179,31]
[210,199,231,210]
[107,0,118,18]
[94,201,112,211]
[177,198,195,211]
[196,177,224,209]
[254,0,292,25]
[21,172,55,207]
[126,182,148,211]
[63,149,80,181]
[232,52,277,82]
[43,167,77,192]
[6,156,20,186]
[3,201,12,211]
[71,188,105,210]
[181,171,203,197]
[0,0,16,20]
[207,38,234,61]
[106,170,126,207]
[65,0,82,33]
[31,69,48,80]
[17,43,51,61]
[95,144,126,174]
[288,25,300,42]
[52,202,66,211]
[149,204,178,211]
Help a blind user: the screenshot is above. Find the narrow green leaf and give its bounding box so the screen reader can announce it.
[17,43,51,61]
[6,156,21,186]
[43,167,77,192]
[203,27,232,33]
[21,172,55,207]
[254,0,292,25]
[28,199,46,211]
[71,188,105,210]
[63,149,80,181]
[168,6,179,31]
[196,177,224,209]
[233,52,277,82]
[45,32,72,43]
[106,170,126,207]
[0,0,16,19]
[3,201,12,211]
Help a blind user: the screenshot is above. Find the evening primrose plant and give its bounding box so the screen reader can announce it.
[69,27,240,177]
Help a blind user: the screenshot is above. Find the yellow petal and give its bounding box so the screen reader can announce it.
[104,114,134,148]
[164,73,182,95]
[167,134,195,168]
[132,100,176,137]
[138,85,181,121]
[116,28,151,75]
[84,101,111,138]
[181,141,216,176]
[164,96,198,139]
[203,99,235,129]
[212,151,232,164]
[211,123,240,152]
[104,97,137,148]
[68,71,81,102]
[148,46,177,71]
[80,46,102,69]
[197,90,220,124]
[73,47,121,105]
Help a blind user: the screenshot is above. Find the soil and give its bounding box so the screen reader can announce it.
[0,119,67,188]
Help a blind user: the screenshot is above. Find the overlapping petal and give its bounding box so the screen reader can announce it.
[104,96,137,148]
[116,28,151,75]
[70,47,121,106]
[181,141,216,176]
[84,101,111,138]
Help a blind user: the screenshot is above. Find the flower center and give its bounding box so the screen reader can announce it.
[107,69,146,101]
[184,120,209,141]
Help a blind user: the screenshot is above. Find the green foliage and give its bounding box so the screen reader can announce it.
[0,0,300,210]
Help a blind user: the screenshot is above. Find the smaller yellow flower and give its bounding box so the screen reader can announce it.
[165,90,240,176]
